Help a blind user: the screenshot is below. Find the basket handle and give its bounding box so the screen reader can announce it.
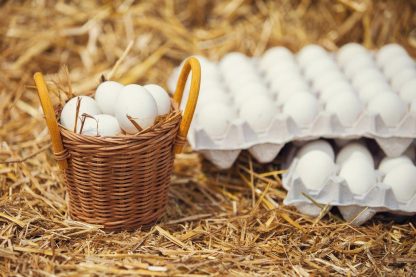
[172,57,201,154]
[33,72,68,170]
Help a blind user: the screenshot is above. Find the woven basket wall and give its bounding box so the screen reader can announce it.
[58,111,182,231]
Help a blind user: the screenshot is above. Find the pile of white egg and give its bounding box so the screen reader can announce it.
[294,139,416,203]
[60,81,171,136]
[189,43,415,143]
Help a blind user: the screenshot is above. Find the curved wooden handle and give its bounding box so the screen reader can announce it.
[173,57,201,154]
[34,72,68,170]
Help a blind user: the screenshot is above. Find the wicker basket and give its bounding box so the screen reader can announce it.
[33,57,201,231]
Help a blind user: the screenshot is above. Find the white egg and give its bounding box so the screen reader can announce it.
[60,96,101,132]
[383,163,416,202]
[266,70,303,88]
[233,83,270,106]
[295,150,335,190]
[391,68,416,92]
[198,87,229,104]
[239,95,275,132]
[343,55,376,78]
[326,92,363,126]
[378,155,413,175]
[198,102,237,138]
[297,44,328,68]
[115,84,158,134]
[320,81,355,102]
[297,140,335,160]
[399,79,416,103]
[376,44,408,67]
[94,81,124,115]
[336,142,373,165]
[367,93,406,127]
[383,55,414,79]
[304,59,338,81]
[144,84,172,116]
[260,47,294,72]
[337,43,368,66]
[220,52,250,72]
[277,89,307,105]
[283,92,319,126]
[312,71,346,92]
[357,82,392,104]
[351,68,385,89]
[265,62,303,81]
[80,114,121,136]
[340,156,376,195]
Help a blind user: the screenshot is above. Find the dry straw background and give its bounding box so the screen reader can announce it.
[1,0,416,275]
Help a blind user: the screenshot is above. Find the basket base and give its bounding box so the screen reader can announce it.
[69,208,165,232]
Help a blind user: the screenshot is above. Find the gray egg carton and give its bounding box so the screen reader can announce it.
[282,158,416,225]
[187,111,416,169]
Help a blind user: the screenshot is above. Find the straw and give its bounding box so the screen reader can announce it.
[1,0,415,275]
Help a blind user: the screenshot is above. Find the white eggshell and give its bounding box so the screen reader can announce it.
[115,84,158,134]
[336,142,373,165]
[339,157,376,195]
[283,92,319,126]
[297,45,328,68]
[198,87,229,104]
[312,71,345,92]
[239,95,275,132]
[343,55,376,78]
[197,102,237,138]
[295,150,335,190]
[378,155,413,175]
[297,140,335,160]
[60,96,101,132]
[391,68,416,92]
[144,84,171,116]
[80,114,121,136]
[265,66,301,84]
[304,59,338,81]
[383,55,414,79]
[399,79,416,103]
[94,81,124,115]
[351,68,385,89]
[320,81,354,102]
[267,70,303,88]
[367,93,406,127]
[376,44,408,67]
[260,47,294,72]
[357,82,392,104]
[337,43,368,66]
[326,92,363,126]
[383,163,416,202]
[220,52,250,72]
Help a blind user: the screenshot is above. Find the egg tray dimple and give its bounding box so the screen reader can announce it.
[281,158,416,225]
[168,48,416,169]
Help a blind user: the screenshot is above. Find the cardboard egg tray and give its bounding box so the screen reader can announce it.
[282,157,416,225]
[168,47,416,169]
[188,112,416,169]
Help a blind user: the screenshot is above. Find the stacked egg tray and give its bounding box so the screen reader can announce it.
[168,44,416,169]
[282,141,416,225]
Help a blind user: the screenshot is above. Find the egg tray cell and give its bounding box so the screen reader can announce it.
[282,158,416,225]
[168,45,416,169]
